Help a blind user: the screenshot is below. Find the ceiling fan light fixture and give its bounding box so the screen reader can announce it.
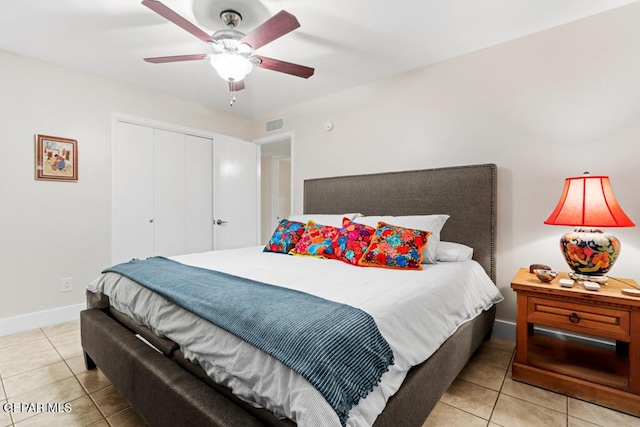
[210,53,253,82]
[142,1,315,95]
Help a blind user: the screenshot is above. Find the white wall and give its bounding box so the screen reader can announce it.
[251,3,640,324]
[0,49,252,327]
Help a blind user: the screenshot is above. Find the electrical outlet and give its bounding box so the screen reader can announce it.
[61,277,73,292]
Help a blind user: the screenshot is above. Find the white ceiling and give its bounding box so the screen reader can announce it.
[0,0,636,118]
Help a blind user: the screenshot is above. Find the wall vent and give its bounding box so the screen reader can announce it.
[265,118,284,132]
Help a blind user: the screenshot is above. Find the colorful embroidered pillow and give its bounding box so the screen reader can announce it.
[354,215,449,264]
[326,218,376,266]
[358,222,431,270]
[263,219,305,254]
[290,221,340,257]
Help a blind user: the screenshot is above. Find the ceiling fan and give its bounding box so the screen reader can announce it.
[141,0,314,96]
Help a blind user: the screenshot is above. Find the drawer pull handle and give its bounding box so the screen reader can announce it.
[569,313,580,324]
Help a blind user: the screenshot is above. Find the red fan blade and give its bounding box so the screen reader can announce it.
[229,80,246,91]
[240,10,300,50]
[144,54,209,63]
[142,0,213,43]
[254,56,314,78]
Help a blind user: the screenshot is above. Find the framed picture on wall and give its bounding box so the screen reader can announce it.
[35,134,78,181]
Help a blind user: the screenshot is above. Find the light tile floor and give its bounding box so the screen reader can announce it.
[0,320,146,427]
[0,321,639,426]
[423,337,640,427]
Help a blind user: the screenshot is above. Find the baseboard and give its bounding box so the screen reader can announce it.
[0,303,84,337]
[491,318,614,349]
[491,319,516,341]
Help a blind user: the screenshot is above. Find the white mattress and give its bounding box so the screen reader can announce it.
[89,247,503,426]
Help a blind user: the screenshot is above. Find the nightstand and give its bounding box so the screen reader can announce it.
[511,268,640,416]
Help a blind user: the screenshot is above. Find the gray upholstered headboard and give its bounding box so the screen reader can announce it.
[304,164,497,282]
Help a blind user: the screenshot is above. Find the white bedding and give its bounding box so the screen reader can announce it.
[89,246,503,426]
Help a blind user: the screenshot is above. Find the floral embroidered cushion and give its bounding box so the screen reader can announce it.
[290,221,341,257]
[263,219,306,254]
[358,222,431,270]
[354,215,449,264]
[326,218,376,266]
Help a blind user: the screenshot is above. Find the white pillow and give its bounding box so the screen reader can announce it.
[354,215,449,264]
[436,241,474,262]
[288,213,361,228]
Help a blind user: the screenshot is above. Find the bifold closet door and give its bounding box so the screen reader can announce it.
[153,129,186,257]
[113,122,155,264]
[114,120,255,262]
[185,135,213,253]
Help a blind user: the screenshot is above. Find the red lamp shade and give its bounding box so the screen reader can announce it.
[544,175,634,227]
[544,174,634,277]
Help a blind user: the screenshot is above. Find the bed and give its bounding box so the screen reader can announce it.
[81,163,500,427]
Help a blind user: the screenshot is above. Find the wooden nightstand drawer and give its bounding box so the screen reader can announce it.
[527,296,630,340]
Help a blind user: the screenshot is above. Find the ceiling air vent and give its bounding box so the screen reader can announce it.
[265,118,284,132]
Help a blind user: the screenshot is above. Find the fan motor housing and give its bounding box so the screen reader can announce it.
[212,29,249,54]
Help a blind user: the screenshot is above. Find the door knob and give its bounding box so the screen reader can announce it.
[215,219,228,225]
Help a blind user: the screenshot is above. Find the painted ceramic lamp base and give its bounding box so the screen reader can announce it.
[560,228,620,276]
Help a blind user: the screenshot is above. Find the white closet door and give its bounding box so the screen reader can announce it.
[113,122,154,264]
[213,135,258,250]
[153,129,186,257]
[185,135,213,253]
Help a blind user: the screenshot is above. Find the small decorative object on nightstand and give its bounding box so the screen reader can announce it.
[544,173,634,281]
[511,268,640,416]
[533,269,557,282]
[529,264,552,274]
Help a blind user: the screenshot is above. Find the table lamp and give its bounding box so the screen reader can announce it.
[544,173,635,280]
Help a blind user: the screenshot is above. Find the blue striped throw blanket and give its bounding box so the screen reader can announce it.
[104,257,394,425]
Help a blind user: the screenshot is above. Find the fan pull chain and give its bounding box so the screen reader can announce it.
[230,88,237,107]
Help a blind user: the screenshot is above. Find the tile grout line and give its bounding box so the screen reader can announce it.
[486,349,512,425]
[436,401,490,423]
[1,372,14,427]
[67,337,112,427]
[87,389,108,419]
[8,326,108,427]
[64,350,110,426]
[496,391,569,417]
[10,327,55,427]
[107,407,134,426]
[0,328,65,388]
[436,377,504,425]
[2,330,28,427]
[435,341,515,425]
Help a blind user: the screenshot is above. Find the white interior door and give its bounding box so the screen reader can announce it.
[213,135,258,250]
[153,129,186,257]
[185,135,213,253]
[113,122,154,264]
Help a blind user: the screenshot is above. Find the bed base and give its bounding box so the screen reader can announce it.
[81,304,495,427]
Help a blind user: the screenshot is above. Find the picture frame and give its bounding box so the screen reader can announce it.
[35,134,78,181]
